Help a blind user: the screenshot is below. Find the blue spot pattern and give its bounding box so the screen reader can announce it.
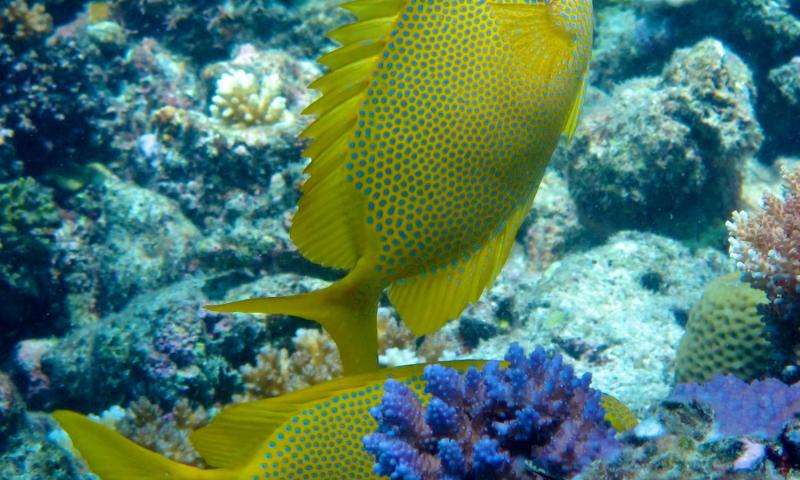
[363,344,620,479]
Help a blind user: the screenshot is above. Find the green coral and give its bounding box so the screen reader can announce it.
[675,273,773,383]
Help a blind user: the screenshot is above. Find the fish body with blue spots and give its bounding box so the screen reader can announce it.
[210,0,594,375]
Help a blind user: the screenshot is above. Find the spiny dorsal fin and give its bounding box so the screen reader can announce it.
[290,0,406,269]
[340,0,404,20]
[189,360,481,469]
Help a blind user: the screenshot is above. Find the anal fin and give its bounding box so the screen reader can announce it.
[388,200,532,336]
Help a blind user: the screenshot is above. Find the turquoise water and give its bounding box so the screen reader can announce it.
[1,0,799,478]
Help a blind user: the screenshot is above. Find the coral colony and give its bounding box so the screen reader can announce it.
[364,345,619,479]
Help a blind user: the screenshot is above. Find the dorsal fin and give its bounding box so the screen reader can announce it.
[290,0,406,269]
[189,360,480,469]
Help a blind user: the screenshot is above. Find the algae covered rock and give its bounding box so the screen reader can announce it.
[675,274,773,383]
[764,57,800,155]
[91,171,201,312]
[54,168,203,316]
[36,277,249,411]
[565,39,762,239]
[0,177,64,351]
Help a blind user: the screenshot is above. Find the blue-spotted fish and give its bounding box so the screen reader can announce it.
[54,363,474,480]
[208,0,594,375]
[54,362,635,480]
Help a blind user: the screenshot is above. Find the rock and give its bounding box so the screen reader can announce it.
[764,57,800,155]
[564,39,762,239]
[467,231,732,411]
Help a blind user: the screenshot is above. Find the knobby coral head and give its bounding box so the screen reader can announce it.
[363,344,620,479]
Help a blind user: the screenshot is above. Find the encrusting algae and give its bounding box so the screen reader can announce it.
[52,0,617,479]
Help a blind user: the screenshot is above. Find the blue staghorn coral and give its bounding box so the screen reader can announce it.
[363,344,620,479]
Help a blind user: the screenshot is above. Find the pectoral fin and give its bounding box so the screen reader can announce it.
[488,2,574,82]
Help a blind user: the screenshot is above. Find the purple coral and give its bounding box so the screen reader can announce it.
[363,344,620,479]
[670,375,800,439]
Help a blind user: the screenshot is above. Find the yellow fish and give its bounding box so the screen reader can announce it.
[208,0,594,374]
[54,362,475,480]
[55,361,635,480]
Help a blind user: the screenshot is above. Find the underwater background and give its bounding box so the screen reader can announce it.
[1,0,800,478]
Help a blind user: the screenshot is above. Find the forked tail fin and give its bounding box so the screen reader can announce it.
[206,263,383,374]
[53,410,234,480]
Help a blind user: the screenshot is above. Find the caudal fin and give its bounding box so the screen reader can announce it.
[53,410,233,480]
[206,263,383,374]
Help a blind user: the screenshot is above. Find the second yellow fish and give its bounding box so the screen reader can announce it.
[209,0,594,373]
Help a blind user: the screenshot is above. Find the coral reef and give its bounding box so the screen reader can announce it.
[21,277,254,411]
[50,167,202,315]
[581,400,787,479]
[0,0,798,477]
[364,344,620,479]
[0,372,90,480]
[0,373,24,439]
[0,5,130,175]
[235,311,453,402]
[681,0,800,68]
[123,44,316,274]
[471,231,731,411]
[0,177,64,353]
[670,375,800,439]
[235,328,340,401]
[728,167,800,320]
[521,170,587,271]
[589,5,675,89]
[564,39,762,238]
[1,1,53,41]
[764,57,800,155]
[675,274,773,383]
[112,0,344,60]
[92,397,210,467]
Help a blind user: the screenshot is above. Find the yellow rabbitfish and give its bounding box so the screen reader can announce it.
[55,362,635,480]
[209,0,594,374]
[54,362,476,480]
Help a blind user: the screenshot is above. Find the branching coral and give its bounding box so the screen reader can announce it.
[670,375,800,440]
[209,69,289,128]
[727,167,800,319]
[235,328,341,401]
[94,397,210,466]
[237,314,456,401]
[364,344,620,479]
[1,1,52,41]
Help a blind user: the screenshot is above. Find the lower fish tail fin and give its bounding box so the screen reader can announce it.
[53,410,234,480]
[205,263,383,374]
